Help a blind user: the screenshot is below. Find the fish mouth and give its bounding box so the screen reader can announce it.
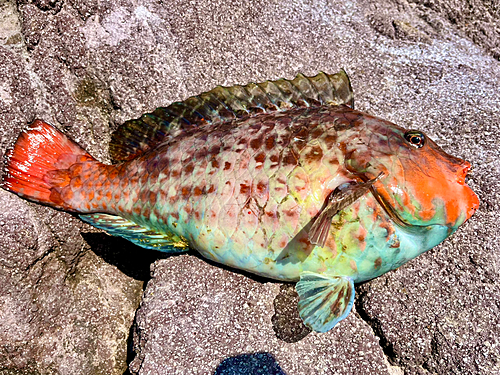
[464,173,472,185]
[460,165,480,219]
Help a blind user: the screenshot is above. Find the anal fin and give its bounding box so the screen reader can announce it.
[296,272,355,332]
[80,213,189,253]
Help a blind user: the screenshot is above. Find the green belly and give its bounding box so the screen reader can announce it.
[168,193,452,283]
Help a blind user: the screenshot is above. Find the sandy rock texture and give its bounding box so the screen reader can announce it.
[0,0,498,374]
[130,256,394,374]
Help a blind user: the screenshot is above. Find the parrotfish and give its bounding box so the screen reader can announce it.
[1,71,479,332]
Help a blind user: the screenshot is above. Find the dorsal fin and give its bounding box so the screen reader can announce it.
[109,70,354,162]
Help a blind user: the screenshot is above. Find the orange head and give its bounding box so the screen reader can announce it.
[342,111,479,231]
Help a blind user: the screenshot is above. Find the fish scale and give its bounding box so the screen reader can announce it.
[59,109,312,270]
[2,71,478,332]
[91,107,360,278]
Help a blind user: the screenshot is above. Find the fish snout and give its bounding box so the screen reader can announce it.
[456,160,471,185]
[457,160,480,219]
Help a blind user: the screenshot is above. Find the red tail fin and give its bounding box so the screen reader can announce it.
[1,120,97,211]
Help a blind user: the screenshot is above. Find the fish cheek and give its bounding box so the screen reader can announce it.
[395,157,471,226]
[369,155,431,225]
[344,150,372,175]
[344,147,393,179]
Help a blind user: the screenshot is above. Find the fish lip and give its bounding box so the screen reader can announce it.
[457,160,472,185]
[464,173,472,185]
[463,163,474,186]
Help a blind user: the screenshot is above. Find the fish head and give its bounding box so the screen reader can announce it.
[343,113,479,232]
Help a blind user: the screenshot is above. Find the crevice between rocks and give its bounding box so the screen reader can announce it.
[123,321,139,375]
[354,286,403,372]
[81,233,174,374]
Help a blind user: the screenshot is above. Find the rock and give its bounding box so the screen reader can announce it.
[126,0,500,374]
[0,1,146,373]
[408,0,500,59]
[0,189,144,374]
[0,0,498,373]
[129,255,395,374]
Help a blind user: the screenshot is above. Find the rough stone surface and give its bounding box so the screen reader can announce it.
[363,0,500,59]
[130,255,395,375]
[0,3,144,373]
[0,0,498,374]
[0,189,144,374]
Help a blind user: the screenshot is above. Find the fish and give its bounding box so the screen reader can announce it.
[1,70,479,332]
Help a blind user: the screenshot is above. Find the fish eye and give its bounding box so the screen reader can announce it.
[404,130,425,148]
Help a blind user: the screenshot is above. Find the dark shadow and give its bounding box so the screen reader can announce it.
[214,352,287,375]
[271,284,311,343]
[81,232,180,282]
[123,321,137,375]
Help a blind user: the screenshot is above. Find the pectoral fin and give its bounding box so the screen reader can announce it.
[295,272,355,332]
[309,173,384,247]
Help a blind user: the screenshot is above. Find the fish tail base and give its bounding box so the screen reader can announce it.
[1,120,97,211]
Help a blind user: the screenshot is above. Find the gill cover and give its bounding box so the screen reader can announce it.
[342,114,479,229]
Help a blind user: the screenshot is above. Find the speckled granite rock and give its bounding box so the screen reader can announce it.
[0,0,498,373]
[0,189,143,374]
[129,255,396,375]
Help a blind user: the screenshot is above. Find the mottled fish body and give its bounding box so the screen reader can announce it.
[1,71,479,332]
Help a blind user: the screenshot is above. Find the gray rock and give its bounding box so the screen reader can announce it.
[127,0,500,374]
[0,0,498,373]
[0,3,144,373]
[0,189,144,374]
[130,255,395,375]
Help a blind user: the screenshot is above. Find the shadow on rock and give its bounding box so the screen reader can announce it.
[271,284,311,343]
[81,232,172,282]
[215,352,287,375]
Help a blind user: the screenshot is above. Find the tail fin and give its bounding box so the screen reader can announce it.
[1,120,97,211]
